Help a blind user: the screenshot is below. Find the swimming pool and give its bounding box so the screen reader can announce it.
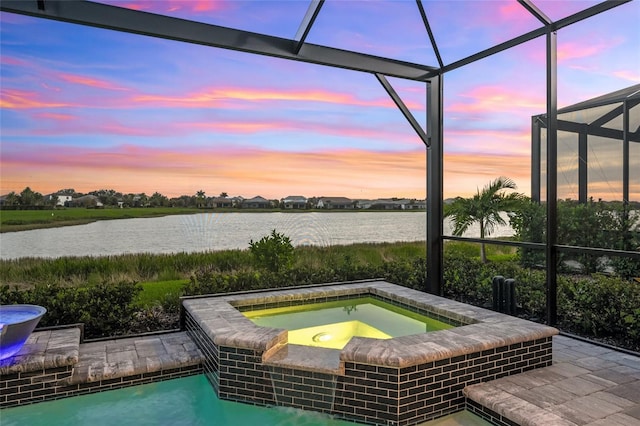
[0,375,353,426]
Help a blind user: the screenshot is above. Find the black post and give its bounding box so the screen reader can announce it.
[426,74,444,296]
[505,278,516,315]
[546,30,558,326]
[492,276,504,312]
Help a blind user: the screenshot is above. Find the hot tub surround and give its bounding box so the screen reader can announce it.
[182,280,558,426]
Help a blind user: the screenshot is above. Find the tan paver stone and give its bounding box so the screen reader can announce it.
[574,356,621,371]
[107,350,138,363]
[622,404,640,421]
[550,402,599,425]
[554,376,606,396]
[590,391,637,409]
[500,372,559,390]
[611,365,640,380]
[583,418,628,426]
[603,413,640,426]
[568,394,626,419]
[589,368,637,385]
[609,382,640,404]
[544,363,592,378]
[516,384,575,408]
[493,379,528,395]
[582,372,619,388]
[495,396,562,426]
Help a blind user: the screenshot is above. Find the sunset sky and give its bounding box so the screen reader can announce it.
[1,0,639,200]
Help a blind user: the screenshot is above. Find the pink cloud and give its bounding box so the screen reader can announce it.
[447,85,545,114]
[58,73,129,91]
[34,112,76,121]
[184,119,418,145]
[446,128,530,156]
[0,56,30,67]
[105,0,231,15]
[0,88,72,109]
[612,70,640,83]
[557,40,615,61]
[133,86,419,110]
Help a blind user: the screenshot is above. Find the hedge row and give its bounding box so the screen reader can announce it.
[1,253,637,351]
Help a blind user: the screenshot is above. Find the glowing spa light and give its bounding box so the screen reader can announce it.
[0,304,46,361]
[312,332,332,342]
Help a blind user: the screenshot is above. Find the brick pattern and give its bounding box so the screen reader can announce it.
[0,363,201,408]
[332,337,553,425]
[185,310,220,393]
[218,346,275,406]
[466,399,519,426]
[186,292,553,426]
[185,309,276,406]
[268,367,338,414]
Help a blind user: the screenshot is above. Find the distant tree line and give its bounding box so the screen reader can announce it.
[0,187,234,209]
[1,187,427,210]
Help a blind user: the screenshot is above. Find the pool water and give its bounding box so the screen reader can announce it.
[0,375,353,426]
[243,297,453,349]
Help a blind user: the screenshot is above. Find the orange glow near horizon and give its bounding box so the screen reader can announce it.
[0,144,542,199]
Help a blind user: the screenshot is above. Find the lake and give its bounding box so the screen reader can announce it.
[0,212,514,260]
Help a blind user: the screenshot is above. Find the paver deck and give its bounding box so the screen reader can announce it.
[60,332,202,385]
[464,335,640,426]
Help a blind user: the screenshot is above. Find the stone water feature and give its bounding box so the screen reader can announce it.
[0,304,47,361]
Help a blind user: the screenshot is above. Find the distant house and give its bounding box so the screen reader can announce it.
[354,199,374,209]
[211,197,233,208]
[46,194,73,207]
[71,195,103,208]
[242,196,270,209]
[363,198,427,210]
[281,195,307,209]
[370,198,400,210]
[316,197,353,209]
[409,199,426,210]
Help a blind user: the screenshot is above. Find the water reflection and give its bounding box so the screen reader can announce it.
[0,212,514,260]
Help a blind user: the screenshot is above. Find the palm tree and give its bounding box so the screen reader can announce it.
[444,176,524,262]
[196,190,206,208]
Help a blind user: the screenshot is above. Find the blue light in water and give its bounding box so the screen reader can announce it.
[0,338,28,361]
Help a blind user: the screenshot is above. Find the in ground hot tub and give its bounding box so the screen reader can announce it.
[182,280,558,425]
[0,304,47,361]
[242,296,455,349]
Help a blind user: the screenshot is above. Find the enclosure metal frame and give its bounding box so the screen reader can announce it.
[531,85,640,204]
[1,0,636,324]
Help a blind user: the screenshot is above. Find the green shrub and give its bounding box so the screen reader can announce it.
[558,274,640,344]
[249,230,295,272]
[443,251,488,304]
[0,281,141,338]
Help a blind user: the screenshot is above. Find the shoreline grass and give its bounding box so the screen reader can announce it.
[0,207,202,233]
[0,241,428,289]
[0,207,426,233]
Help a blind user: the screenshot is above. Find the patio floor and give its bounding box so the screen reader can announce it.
[465,335,640,426]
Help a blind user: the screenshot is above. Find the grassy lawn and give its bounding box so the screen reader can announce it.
[137,279,188,307]
[0,207,201,232]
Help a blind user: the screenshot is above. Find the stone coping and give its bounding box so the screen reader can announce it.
[182,280,558,369]
[264,344,343,375]
[0,328,202,386]
[0,327,80,375]
[60,332,202,385]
